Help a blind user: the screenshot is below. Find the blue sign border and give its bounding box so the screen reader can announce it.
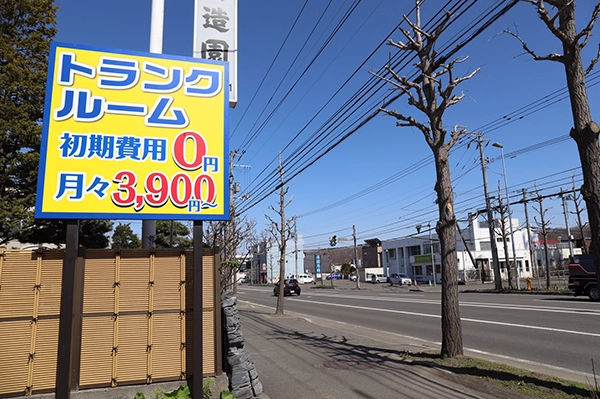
[35,41,230,221]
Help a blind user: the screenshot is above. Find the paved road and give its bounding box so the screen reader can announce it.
[237,282,600,384]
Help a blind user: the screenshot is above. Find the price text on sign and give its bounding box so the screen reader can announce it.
[36,42,230,221]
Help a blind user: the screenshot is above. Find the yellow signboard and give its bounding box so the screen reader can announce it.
[36,42,229,220]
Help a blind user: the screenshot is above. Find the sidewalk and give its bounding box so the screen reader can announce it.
[238,301,533,399]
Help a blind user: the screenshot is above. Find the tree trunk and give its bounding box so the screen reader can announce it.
[543,231,551,289]
[502,238,512,287]
[559,2,600,291]
[434,146,463,358]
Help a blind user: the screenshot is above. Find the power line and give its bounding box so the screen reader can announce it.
[238,1,508,215]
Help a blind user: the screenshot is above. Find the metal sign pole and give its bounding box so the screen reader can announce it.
[55,220,79,399]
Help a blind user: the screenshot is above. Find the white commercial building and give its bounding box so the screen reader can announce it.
[382,213,533,284]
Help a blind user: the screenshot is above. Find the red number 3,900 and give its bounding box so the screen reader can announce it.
[111,170,217,212]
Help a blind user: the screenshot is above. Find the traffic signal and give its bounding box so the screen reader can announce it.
[330,235,337,247]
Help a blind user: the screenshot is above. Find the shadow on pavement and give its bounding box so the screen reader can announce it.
[240,307,503,399]
[239,306,593,399]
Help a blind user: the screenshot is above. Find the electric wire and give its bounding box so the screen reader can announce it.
[237,0,502,215]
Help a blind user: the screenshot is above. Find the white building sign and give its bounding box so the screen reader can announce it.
[194,0,238,108]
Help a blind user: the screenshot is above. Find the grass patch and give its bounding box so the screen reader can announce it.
[407,351,597,399]
[314,284,336,289]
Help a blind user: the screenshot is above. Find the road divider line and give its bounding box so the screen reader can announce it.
[242,286,600,315]
[239,300,594,383]
[289,299,600,337]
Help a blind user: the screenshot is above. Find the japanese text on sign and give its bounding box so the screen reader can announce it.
[36,42,229,221]
[194,0,237,107]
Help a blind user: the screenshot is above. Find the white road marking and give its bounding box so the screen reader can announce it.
[240,300,595,381]
[240,287,600,316]
[285,299,600,337]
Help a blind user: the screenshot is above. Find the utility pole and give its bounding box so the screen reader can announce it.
[560,189,575,260]
[493,142,520,289]
[571,176,588,254]
[533,189,551,289]
[429,223,436,288]
[475,134,502,289]
[269,251,273,283]
[523,189,541,288]
[294,222,298,278]
[142,0,164,249]
[353,225,360,289]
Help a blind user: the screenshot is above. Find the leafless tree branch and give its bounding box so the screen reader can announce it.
[503,28,564,62]
[379,107,432,146]
[585,43,600,74]
[448,125,467,148]
[377,72,427,113]
[526,0,572,45]
[576,3,600,47]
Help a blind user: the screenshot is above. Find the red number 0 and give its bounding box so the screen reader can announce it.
[170,173,193,207]
[194,174,216,204]
[172,131,207,171]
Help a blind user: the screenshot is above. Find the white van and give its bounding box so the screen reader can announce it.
[297,273,314,284]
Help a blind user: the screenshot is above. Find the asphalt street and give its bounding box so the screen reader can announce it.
[237,281,600,385]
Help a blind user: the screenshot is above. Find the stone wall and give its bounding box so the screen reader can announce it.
[221,291,263,399]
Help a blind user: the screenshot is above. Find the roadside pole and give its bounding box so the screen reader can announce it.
[142,0,164,249]
[523,189,541,288]
[476,134,502,289]
[353,225,360,289]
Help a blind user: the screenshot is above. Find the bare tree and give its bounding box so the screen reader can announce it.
[373,2,479,358]
[533,186,553,289]
[205,215,257,293]
[506,0,600,289]
[495,183,514,287]
[570,176,589,253]
[265,154,296,315]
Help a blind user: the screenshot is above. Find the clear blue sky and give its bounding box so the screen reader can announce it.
[54,0,600,250]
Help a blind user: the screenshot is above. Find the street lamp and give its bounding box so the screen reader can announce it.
[492,142,521,289]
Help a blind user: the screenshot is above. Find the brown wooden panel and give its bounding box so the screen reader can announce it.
[119,251,150,313]
[38,251,64,317]
[184,310,215,376]
[83,251,115,314]
[202,256,214,308]
[31,318,59,392]
[0,320,31,396]
[203,310,215,375]
[0,251,37,319]
[80,316,113,387]
[117,314,148,384]
[152,313,181,380]
[153,252,181,312]
[184,253,216,309]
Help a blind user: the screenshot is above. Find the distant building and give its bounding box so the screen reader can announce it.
[361,238,381,269]
[1,240,59,250]
[251,235,305,283]
[381,213,533,284]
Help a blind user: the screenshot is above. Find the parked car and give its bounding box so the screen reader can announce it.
[349,274,358,281]
[297,273,315,284]
[389,273,412,286]
[371,274,388,283]
[273,279,301,296]
[326,273,342,280]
